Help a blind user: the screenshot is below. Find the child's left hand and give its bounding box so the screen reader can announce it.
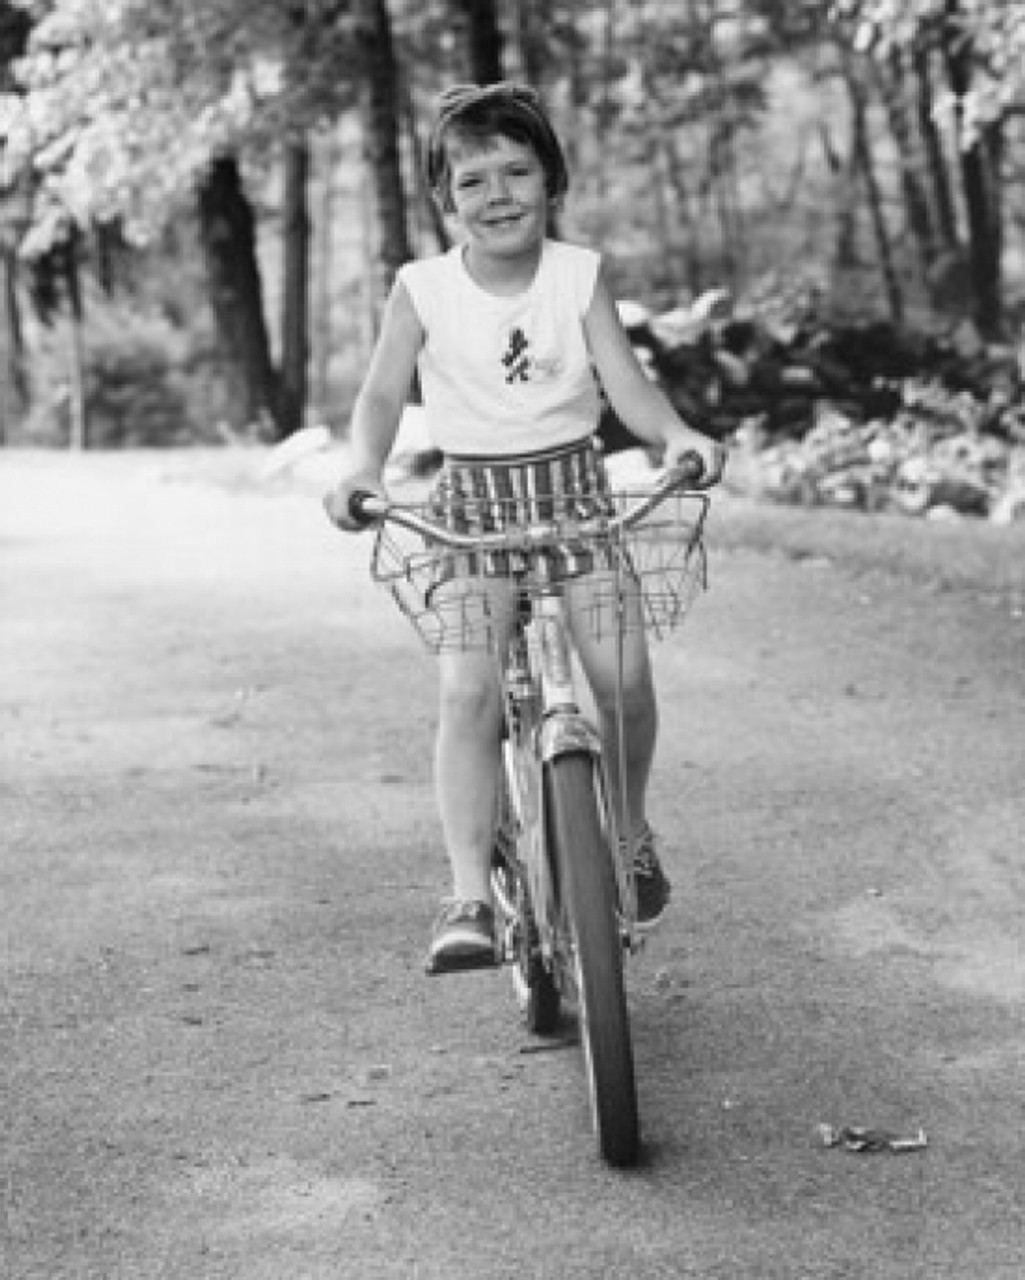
[663,431,728,487]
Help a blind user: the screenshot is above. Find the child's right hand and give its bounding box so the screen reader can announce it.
[323,471,388,532]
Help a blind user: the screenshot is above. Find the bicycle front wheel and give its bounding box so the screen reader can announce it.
[546,751,639,1167]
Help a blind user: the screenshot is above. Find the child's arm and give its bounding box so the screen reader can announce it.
[325,279,424,529]
[583,265,726,482]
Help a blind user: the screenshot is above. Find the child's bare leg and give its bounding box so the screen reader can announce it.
[424,580,516,971]
[568,578,656,838]
[569,574,671,923]
[434,647,503,902]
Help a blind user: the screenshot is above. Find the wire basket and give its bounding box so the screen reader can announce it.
[585,490,708,643]
[369,489,708,654]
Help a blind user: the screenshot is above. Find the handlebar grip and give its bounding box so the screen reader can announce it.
[348,489,383,527]
[672,450,706,487]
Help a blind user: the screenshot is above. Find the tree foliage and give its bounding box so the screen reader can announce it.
[2,0,359,250]
[5,0,1025,444]
[839,0,1025,140]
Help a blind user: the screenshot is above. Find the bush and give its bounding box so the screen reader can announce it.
[18,301,216,448]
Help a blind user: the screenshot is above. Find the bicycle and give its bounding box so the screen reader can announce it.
[339,454,711,1167]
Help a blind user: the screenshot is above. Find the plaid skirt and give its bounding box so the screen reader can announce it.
[428,436,616,581]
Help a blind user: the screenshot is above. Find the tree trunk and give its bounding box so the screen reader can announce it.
[847,59,904,326]
[637,1,685,299]
[312,130,335,420]
[957,122,1003,337]
[563,6,585,175]
[667,131,703,297]
[1,247,29,440]
[514,0,544,86]
[356,0,411,312]
[64,231,87,451]
[399,60,449,254]
[451,0,504,85]
[94,221,126,297]
[639,67,681,297]
[913,45,959,252]
[941,11,1003,337]
[876,50,937,278]
[833,123,859,271]
[593,0,616,245]
[196,155,280,436]
[279,138,310,438]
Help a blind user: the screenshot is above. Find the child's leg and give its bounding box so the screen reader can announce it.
[434,644,504,902]
[430,575,513,904]
[567,574,671,923]
[566,575,656,839]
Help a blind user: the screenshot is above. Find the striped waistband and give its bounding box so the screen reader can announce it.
[442,435,598,469]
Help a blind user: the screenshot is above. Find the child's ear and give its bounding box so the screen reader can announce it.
[432,184,456,215]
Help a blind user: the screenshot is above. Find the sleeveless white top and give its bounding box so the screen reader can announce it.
[398,238,601,456]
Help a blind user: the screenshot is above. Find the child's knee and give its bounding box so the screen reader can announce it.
[592,665,655,718]
[438,671,501,729]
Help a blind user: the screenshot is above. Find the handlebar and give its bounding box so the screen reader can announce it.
[332,450,710,553]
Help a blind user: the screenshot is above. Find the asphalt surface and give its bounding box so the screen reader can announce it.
[2,450,1023,1279]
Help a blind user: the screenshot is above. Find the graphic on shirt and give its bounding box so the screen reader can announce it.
[501,327,531,384]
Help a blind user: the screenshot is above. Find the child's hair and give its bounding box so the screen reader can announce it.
[426,82,569,212]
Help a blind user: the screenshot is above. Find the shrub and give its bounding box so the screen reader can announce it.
[18,301,214,448]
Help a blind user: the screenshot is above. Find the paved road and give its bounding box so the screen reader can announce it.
[2,451,1022,1279]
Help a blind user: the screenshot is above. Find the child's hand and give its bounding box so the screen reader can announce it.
[663,431,727,488]
[323,472,388,531]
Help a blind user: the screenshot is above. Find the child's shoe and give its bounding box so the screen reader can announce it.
[633,825,672,927]
[425,899,498,974]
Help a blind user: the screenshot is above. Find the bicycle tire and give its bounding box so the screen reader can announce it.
[545,751,639,1167]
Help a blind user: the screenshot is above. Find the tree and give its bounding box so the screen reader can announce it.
[0,0,31,437]
[279,137,310,436]
[450,0,504,84]
[841,0,1025,335]
[356,0,411,310]
[937,4,1003,335]
[197,156,280,434]
[2,0,360,436]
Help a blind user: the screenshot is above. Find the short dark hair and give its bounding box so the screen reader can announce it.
[426,82,569,212]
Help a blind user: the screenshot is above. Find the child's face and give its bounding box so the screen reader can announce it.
[445,135,549,258]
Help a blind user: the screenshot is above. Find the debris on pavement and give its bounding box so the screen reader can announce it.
[817,1123,929,1153]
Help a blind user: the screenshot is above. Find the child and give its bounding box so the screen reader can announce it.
[326,82,725,974]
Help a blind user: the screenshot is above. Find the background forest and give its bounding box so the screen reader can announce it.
[2,0,1025,508]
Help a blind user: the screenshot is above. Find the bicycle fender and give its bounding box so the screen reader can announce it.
[539,714,602,763]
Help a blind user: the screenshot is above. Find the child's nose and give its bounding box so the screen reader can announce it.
[486,172,511,201]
